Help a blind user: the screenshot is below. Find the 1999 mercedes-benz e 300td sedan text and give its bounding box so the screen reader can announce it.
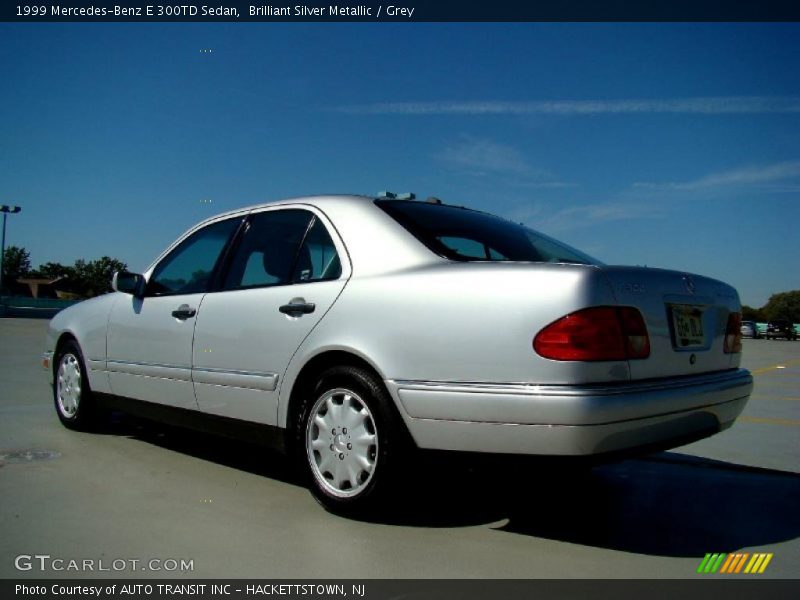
[44,194,753,512]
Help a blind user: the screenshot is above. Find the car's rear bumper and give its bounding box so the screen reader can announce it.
[386,369,753,455]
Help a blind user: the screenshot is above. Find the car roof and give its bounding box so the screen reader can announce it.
[145,194,443,277]
[253,193,374,208]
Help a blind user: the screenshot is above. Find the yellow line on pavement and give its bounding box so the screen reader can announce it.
[739,416,800,427]
[751,358,800,376]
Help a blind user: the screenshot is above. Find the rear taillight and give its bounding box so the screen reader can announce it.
[724,312,743,354]
[618,306,651,359]
[533,306,651,362]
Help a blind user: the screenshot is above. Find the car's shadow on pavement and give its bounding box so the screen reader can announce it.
[99,413,800,558]
[357,452,800,558]
[504,453,800,556]
[97,411,302,487]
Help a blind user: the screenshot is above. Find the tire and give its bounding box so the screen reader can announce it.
[53,340,99,430]
[295,365,408,514]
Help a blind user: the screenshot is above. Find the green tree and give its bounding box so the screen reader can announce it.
[30,256,127,298]
[762,290,800,322]
[2,245,31,287]
[70,256,128,297]
[741,305,766,322]
[32,261,74,280]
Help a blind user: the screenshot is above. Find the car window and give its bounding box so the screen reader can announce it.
[437,236,509,260]
[376,200,600,265]
[223,209,341,290]
[147,217,241,296]
[293,217,342,282]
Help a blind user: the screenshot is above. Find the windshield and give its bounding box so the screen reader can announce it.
[376,200,601,266]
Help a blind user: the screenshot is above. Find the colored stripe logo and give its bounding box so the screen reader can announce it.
[697,553,773,574]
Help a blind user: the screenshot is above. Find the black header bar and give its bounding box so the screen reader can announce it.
[3,1,800,22]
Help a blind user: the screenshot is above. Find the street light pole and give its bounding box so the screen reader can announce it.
[0,205,23,295]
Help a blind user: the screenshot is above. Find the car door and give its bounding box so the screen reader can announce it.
[191,206,349,424]
[106,216,242,409]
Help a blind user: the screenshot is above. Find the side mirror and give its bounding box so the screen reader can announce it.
[112,271,145,298]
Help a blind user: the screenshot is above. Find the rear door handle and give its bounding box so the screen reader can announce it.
[172,304,197,320]
[279,301,316,316]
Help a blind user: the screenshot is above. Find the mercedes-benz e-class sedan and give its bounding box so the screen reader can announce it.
[43,194,753,512]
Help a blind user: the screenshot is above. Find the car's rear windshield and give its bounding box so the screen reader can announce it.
[376,200,600,265]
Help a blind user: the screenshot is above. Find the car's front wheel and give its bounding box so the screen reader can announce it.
[54,340,98,430]
[296,365,406,514]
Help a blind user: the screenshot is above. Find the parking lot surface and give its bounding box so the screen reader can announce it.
[1,318,798,578]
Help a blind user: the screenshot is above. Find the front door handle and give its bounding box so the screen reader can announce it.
[172,304,197,320]
[279,301,316,316]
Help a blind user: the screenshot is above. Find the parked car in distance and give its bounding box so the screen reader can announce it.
[43,194,753,513]
[740,320,760,339]
[765,319,798,341]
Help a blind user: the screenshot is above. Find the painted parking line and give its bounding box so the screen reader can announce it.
[739,416,800,427]
[750,358,800,376]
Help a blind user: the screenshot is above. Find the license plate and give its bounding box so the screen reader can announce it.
[671,305,705,348]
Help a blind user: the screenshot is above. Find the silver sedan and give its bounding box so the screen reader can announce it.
[43,194,753,513]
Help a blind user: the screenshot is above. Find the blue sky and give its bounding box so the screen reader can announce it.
[1,23,799,307]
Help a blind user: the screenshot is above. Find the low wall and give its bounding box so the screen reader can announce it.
[0,296,82,319]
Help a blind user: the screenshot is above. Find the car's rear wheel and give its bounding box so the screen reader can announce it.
[296,365,405,514]
[54,340,98,430]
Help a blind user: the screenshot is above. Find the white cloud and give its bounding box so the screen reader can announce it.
[504,203,545,225]
[439,137,528,175]
[509,180,580,190]
[339,96,800,116]
[437,136,578,190]
[533,202,665,233]
[634,160,800,191]
[438,136,546,177]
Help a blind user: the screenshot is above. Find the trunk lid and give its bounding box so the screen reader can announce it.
[600,265,742,380]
